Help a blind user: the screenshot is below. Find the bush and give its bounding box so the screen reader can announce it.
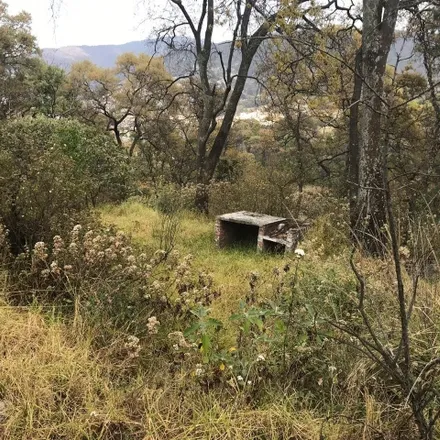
[5,222,221,349]
[0,117,132,254]
[209,152,345,221]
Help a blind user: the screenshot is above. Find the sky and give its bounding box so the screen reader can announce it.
[10,0,153,48]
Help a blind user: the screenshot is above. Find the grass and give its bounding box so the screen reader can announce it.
[2,199,428,439]
[0,304,332,439]
[99,200,294,317]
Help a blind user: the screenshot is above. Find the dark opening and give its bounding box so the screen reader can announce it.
[220,220,259,248]
[263,239,286,254]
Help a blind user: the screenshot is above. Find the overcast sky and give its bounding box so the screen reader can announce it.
[10,0,152,48]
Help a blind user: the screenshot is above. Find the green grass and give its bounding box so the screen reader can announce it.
[2,199,426,439]
[99,200,293,317]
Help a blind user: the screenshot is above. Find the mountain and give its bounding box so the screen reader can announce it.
[42,39,261,108]
[43,40,159,69]
[42,38,423,111]
[42,37,423,73]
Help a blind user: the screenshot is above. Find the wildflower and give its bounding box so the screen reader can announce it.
[249,271,259,281]
[53,235,64,254]
[33,242,48,260]
[257,354,266,362]
[104,248,116,259]
[41,269,50,277]
[89,411,98,417]
[96,251,105,260]
[168,331,192,349]
[50,261,61,275]
[72,225,82,233]
[151,280,162,291]
[237,375,244,382]
[399,246,410,259]
[195,364,204,376]
[294,248,305,257]
[69,242,78,251]
[154,249,167,260]
[247,381,252,386]
[124,335,141,358]
[84,230,94,241]
[126,265,138,275]
[147,316,160,334]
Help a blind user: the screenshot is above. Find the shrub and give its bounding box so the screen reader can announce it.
[6,223,221,349]
[0,117,132,254]
[209,152,346,222]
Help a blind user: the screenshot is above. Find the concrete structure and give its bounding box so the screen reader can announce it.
[215,211,307,253]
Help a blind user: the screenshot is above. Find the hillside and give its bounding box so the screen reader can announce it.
[42,38,422,73]
[42,37,423,111]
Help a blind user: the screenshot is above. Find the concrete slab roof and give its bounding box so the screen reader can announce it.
[217,211,287,227]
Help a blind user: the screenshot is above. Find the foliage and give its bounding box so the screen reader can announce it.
[0,117,131,253]
[68,54,174,153]
[0,1,40,119]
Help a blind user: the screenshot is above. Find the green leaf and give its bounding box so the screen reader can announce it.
[184,322,200,337]
[201,333,211,363]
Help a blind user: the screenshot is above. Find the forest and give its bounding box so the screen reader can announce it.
[1,0,440,438]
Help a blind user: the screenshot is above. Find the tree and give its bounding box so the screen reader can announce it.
[411,6,440,167]
[0,1,40,119]
[348,0,400,255]
[68,53,172,154]
[31,61,73,118]
[154,0,283,212]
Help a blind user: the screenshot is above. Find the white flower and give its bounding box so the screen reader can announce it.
[247,380,252,385]
[124,335,141,358]
[236,375,244,382]
[90,411,98,417]
[294,248,305,257]
[257,354,266,362]
[195,364,204,376]
[147,316,160,334]
[50,261,61,274]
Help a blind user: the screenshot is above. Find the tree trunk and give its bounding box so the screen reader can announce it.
[194,183,209,214]
[353,0,399,255]
[348,49,362,230]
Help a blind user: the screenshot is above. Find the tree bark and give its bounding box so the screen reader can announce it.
[354,0,399,255]
[348,49,362,230]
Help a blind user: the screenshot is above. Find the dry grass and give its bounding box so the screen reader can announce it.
[0,304,335,439]
[2,201,436,439]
